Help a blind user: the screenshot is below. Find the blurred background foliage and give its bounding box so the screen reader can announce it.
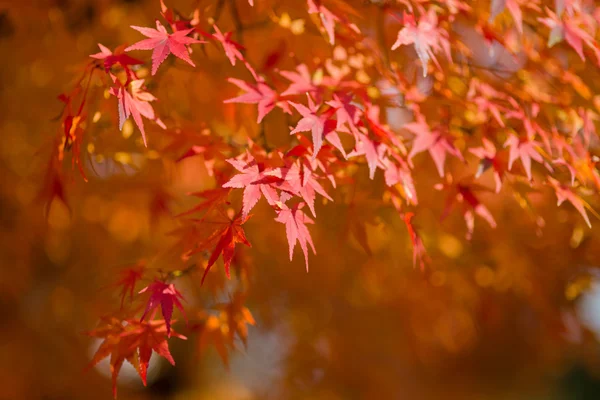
[2,0,600,399]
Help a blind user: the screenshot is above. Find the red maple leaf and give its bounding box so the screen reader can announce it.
[139,280,186,337]
[403,212,428,271]
[365,104,407,154]
[437,178,497,240]
[199,211,252,284]
[126,21,203,75]
[112,263,145,309]
[176,188,231,220]
[274,196,316,271]
[86,318,186,398]
[90,43,143,73]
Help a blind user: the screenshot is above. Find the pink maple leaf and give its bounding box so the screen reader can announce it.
[224,78,284,123]
[222,153,279,218]
[466,79,508,127]
[469,138,505,193]
[288,95,343,159]
[109,79,166,146]
[548,177,593,228]
[391,9,451,77]
[348,133,382,180]
[405,118,462,177]
[213,24,245,66]
[266,161,332,217]
[504,135,544,181]
[275,198,316,272]
[326,93,362,136]
[307,0,339,45]
[539,8,600,64]
[139,280,186,337]
[126,21,204,75]
[280,64,320,97]
[382,156,418,205]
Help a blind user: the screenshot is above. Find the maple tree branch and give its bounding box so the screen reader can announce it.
[229,0,244,45]
[259,121,273,152]
[213,0,226,25]
[376,5,390,68]
[168,263,198,281]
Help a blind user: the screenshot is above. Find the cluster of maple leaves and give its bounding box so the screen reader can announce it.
[47,0,600,397]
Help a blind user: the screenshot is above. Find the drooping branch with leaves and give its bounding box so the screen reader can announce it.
[45,0,600,397]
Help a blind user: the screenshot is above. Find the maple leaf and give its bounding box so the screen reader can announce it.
[539,8,600,65]
[215,291,256,348]
[112,263,145,309]
[490,0,523,34]
[275,198,316,271]
[469,138,505,193]
[348,132,382,180]
[139,280,186,337]
[86,318,186,398]
[403,212,428,271]
[195,313,231,368]
[280,64,320,97]
[437,178,497,240]
[224,78,285,123]
[122,320,186,386]
[382,156,418,205]
[212,24,245,66]
[365,104,407,154]
[405,118,463,177]
[90,43,143,72]
[547,177,595,228]
[126,21,203,75]
[266,160,333,217]
[109,79,166,146]
[391,9,451,77]
[504,134,545,181]
[466,79,509,127]
[176,188,231,219]
[199,211,252,284]
[306,0,360,45]
[222,153,280,218]
[307,0,339,45]
[288,95,344,160]
[326,93,362,136]
[85,318,132,399]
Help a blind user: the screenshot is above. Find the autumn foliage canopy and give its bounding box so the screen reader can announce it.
[21,0,600,397]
